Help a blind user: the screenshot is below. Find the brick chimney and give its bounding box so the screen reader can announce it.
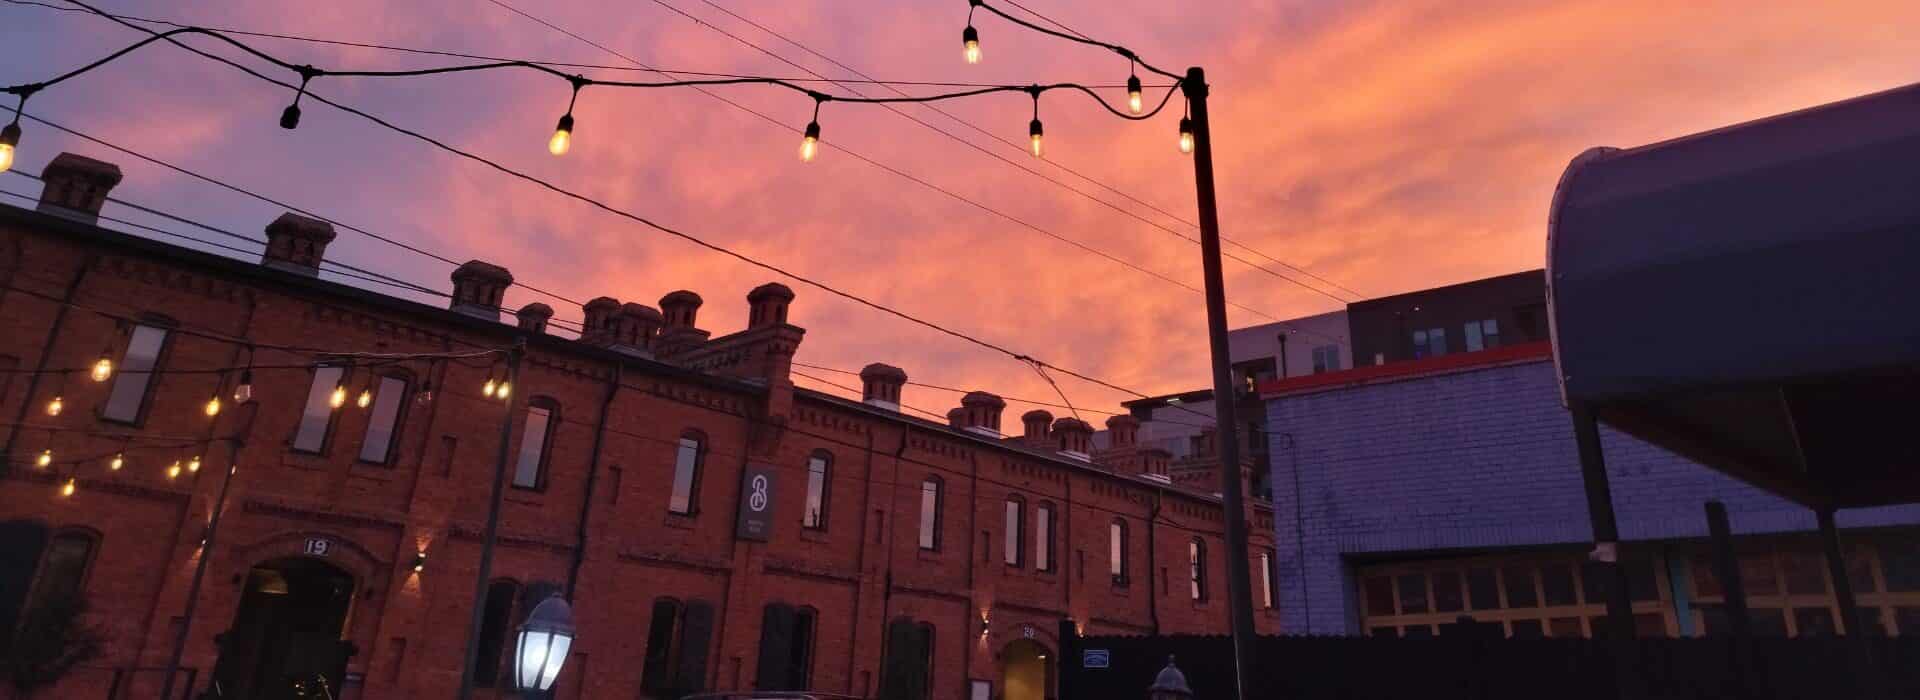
[616,303,663,353]
[581,297,621,345]
[959,391,1005,437]
[1053,417,1093,459]
[860,363,907,411]
[747,282,795,328]
[260,212,337,277]
[947,408,966,429]
[516,303,553,334]
[1021,410,1053,445]
[38,153,122,224]
[450,261,512,321]
[1105,414,1140,448]
[655,290,711,356]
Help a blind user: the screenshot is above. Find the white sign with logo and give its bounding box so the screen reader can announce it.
[735,463,776,541]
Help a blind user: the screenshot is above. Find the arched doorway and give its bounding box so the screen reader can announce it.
[210,557,356,699]
[999,639,1052,700]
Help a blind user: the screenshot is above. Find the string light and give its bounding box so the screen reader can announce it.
[1178,116,1194,154]
[281,67,315,129]
[1026,88,1044,158]
[329,375,348,409]
[167,461,181,479]
[549,77,583,157]
[483,377,497,398]
[45,395,63,416]
[496,380,511,400]
[110,453,124,471]
[357,386,373,408]
[233,369,254,404]
[205,395,221,417]
[1126,74,1143,115]
[36,449,52,468]
[962,25,981,64]
[799,96,823,163]
[188,455,202,473]
[60,477,76,498]
[91,353,113,382]
[0,121,18,175]
[416,380,434,406]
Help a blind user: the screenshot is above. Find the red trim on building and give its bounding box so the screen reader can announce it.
[1257,341,1553,398]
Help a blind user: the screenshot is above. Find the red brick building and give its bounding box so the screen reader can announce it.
[0,153,1277,699]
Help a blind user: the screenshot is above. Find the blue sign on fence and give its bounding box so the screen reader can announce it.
[1082,649,1110,669]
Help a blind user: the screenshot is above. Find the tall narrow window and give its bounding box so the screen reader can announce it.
[103,324,168,422]
[513,400,557,489]
[881,617,935,700]
[475,579,520,687]
[641,599,683,696]
[1190,539,1208,601]
[293,365,345,453]
[918,477,942,550]
[1261,552,1276,609]
[754,603,816,690]
[803,452,830,530]
[357,375,410,464]
[1003,496,1025,567]
[1035,503,1055,572]
[23,530,95,623]
[1109,519,1128,584]
[670,432,704,515]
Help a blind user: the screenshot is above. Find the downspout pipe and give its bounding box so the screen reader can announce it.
[1147,494,1162,635]
[565,363,622,600]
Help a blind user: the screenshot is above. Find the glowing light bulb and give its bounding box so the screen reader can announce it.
[357,388,373,408]
[483,378,497,397]
[91,356,113,382]
[1127,75,1143,115]
[167,461,181,479]
[188,455,202,473]
[416,383,434,405]
[36,449,52,468]
[1178,116,1195,154]
[496,381,511,400]
[46,396,62,416]
[110,453,124,471]
[0,123,18,175]
[962,25,981,64]
[60,478,75,497]
[234,370,253,404]
[799,121,820,163]
[1028,119,1044,158]
[205,396,222,417]
[549,114,574,156]
[329,383,347,409]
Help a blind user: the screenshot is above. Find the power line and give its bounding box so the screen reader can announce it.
[684,0,1361,304]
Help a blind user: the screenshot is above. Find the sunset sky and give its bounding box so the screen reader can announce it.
[4,0,1918,418]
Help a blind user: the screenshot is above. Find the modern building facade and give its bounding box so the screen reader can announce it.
[1346,270,1547,367]
[1259,342,1920,639]
[0,153,1278,700]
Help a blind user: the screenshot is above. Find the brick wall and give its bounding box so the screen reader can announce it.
[1265,356,1920,635]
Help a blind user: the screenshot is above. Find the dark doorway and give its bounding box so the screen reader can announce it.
[210,557,355,699]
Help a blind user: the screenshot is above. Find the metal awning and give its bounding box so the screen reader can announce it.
[1546,82,1920,509]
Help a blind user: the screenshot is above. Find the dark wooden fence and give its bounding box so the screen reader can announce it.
[1059,625,1920,700]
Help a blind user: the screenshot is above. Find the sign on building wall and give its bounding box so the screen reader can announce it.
[736,463,776,541]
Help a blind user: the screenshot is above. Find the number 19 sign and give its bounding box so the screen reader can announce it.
[735,463,776,542]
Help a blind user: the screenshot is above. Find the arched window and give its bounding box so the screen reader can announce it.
[880,617,935,700]
[0,526,95,659]
[1035,502,1056,572]
[1003,495,1026,567]
[356,370,412,465]
[293,364,347,453]
[1109,519,1129,584]
[803,451,831,530]
[1189,538,1208,602]
[754,603,817,690]
[644,597,715,697]
[918,477,943,551]
[670,431,705,515]
[512,397,560,489]
[474,579,520,687]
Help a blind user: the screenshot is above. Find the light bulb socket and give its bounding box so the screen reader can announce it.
[962,25,979,45]
[555,113,575,135]
[804,121,821,140]
[1127,75,1142,96]
[1029,119,1044,139]
[0,123,19,148]
[280,103,302,130]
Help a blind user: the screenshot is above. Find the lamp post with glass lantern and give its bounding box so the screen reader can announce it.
[512,594,576,698]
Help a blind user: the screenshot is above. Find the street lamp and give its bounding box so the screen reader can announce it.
[1148,656,1194,700]
[513,594,575,695]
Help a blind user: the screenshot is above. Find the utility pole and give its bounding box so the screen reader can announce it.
[458,340,525,699]
[1185,65,1260,700]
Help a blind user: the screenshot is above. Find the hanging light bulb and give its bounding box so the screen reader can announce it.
[167,461,182,480]
[1178,116,1195,154]
[330,381,348,409]
[36,449,52,468]
[60,477,76,498]
[0,122,19,175]
[45,395,62,417]
[799,120,821,163]
[496,381,511,400]
[1029,118,1044,158]
[416,381,434,406]
[110,453,124,471]
[205,395,222,417]
[962,25,982,64]
[233,369,254,405]
[1127,75,1143,115]
[188,455,202,473]
[483,377,498,398]
[548,114,573,156]
[357,387,373,408]
[91,354,113,382]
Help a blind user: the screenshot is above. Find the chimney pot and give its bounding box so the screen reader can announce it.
[746,282,795,329]
[38,153,123,224]
[860,363,908,411]
[261,212,337,277]
[1021,410,1054,444]
[1105,414,1140,448]
[660,290,703,329]
[947,407,965,429]
[959,391,1006,435]
[449,260,513,321]
[516,303,554,334]
[581,297,621,345]
[618,303,664,351]
[1052,417,1094,456]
